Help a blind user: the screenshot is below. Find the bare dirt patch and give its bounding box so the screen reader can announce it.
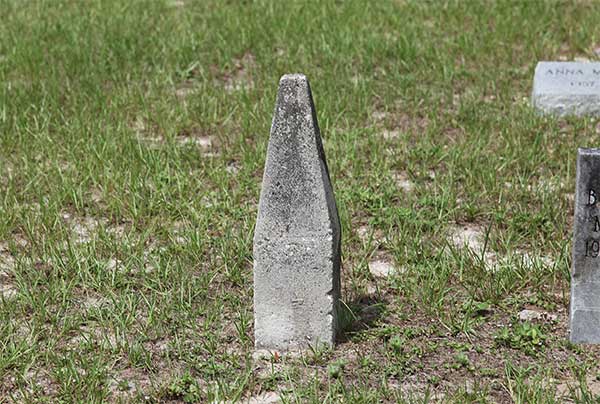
[392,171,415,193]
[62,212,106,243]
[133,118,218,156]
[67,324,120,349]
[167,0,185,8]
[382,129,400,140]
[226,161,241,174]
[368,250,405,279]
[246,392,281,404]
[81,294,112,310]
[448,223,496,265]
[557,374,600,401]
[132,116,147,134]
[0,241,15,274]
[374,108,429,141]
[447,223,555,270]
[372,110,387,122]
[131,117,165,148]
[1,162,14,186]
[356,225,387,246]
[0,238,25,299]
[368,258,396,278]
[175,83,196,99]
[518,308,557,322]
[532,178,565,193]
[107,367,156,402]
[5,368,59,400]
[215,391,282,404]
[176,128,216,155]
[0,283,16,299]
[216,52,256,93]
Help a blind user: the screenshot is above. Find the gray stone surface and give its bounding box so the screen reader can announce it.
[532,61,600,116]
[253,74,341,351]
[571,148,600,343]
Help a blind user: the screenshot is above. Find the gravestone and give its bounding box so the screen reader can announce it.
[571,148,600,343]
[532,62,600,116]
[253,74,341,351]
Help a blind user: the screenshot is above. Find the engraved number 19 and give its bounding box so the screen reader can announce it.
[586,239,600,258]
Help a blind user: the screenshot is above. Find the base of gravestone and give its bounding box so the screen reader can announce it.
[251,349,307,362]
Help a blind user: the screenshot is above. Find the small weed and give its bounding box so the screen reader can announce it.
[165,373,202,403]
[454,353,470,368]
[526,293,557,312]
[328,359,346,379]
[402,326,427,339]
[494,322,547,355]
[259,372,281,392]
[480,368,498,378]
[357,354,379,373]
[117,379,130,392]
[389,335,405,354]
[462,300,492,318]
[305,343,333,366]
[428,375,441,386]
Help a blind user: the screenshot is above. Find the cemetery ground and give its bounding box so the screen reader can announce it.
[3,0,600,402]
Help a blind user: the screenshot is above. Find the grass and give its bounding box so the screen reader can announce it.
[1,0,600,402]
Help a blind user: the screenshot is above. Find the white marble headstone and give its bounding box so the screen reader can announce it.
[532,62,600,116]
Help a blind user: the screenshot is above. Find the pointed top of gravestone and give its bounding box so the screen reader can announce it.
[280,73,307,82]
[255,73,339,240]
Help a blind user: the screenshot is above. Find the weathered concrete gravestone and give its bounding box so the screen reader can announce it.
[253,74,341,351]
[571,148,600,343]
[532,62,600,116]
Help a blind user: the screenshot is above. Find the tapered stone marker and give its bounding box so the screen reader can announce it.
[571,148,600,343]
[253,74,341,351]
